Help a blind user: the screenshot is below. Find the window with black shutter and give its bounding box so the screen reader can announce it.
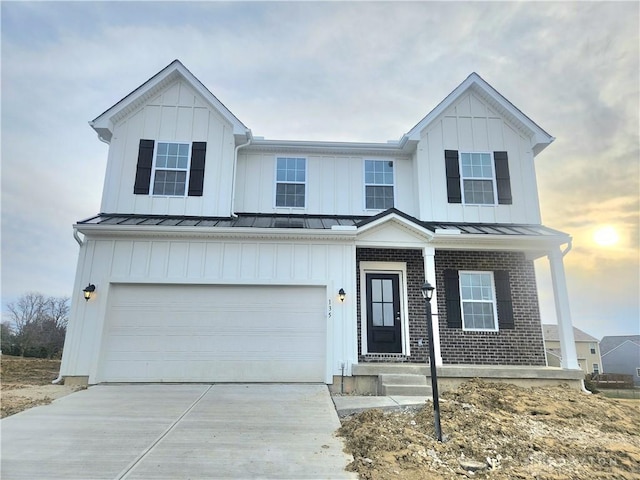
[444,269,514,331]
[444,150,512,205]
[134,140,207,197]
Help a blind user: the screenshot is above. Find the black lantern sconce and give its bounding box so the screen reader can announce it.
[83,284,96,302]
[338,288,346,302]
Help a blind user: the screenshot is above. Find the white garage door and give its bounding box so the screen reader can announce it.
[97,284,326,383]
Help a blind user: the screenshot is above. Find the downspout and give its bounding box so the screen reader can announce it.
[73,228,84,247]
[53,228,85,384]
[230,131,253,218]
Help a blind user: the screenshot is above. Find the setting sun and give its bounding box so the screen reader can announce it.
[593,226,620,247]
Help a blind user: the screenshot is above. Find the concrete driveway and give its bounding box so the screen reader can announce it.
[1,384,356,479]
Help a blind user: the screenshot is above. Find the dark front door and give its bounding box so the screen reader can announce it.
[366,273,402,353]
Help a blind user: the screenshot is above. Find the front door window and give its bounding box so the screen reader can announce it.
[366,273,402,353]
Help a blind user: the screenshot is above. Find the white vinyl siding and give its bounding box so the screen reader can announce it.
[275,157,306,208]
[459,271,498,331]
[364,159,394,210]
[460,152,497,205]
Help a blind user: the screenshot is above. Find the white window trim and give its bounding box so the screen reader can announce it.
[592,363,600,374]
[458,151,498,206]
[151,141,192,197]
[363,158,396,211]
[359,261,410,356]
[273,156,307,210]
[459,270,499,332]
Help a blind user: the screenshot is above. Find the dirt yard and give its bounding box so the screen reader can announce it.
[338,379,640,479]
[1,355,83,418]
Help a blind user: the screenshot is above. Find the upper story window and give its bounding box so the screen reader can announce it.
[590,343,596,354]
[459,271,498,331]
[133,139,207,197]
[445,150,512,205]
[364,160,394,210]
[592,364,599,374]
[460,152,496,205]
[153,142,190,196]
[275,157,306,208]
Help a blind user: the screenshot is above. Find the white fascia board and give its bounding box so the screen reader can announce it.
[356,213,435,241]
[431,232,571,253]
[89,60,249,143]
[74,223,357,241]
[405,73,554,155]
[246,138,415,157]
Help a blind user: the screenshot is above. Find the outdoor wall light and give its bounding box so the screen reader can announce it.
[338,288,346,302]
[421,282,435,301]
[83,284,96,302]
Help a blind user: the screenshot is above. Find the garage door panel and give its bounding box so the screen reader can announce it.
[98,285,326,383]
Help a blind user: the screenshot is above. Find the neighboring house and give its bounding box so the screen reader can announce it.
[543,324,602,374]
[600,335,640,386]
[59,60,582,389]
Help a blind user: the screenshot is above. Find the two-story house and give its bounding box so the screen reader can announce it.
[59,60,583,392]
[543,324,602,374]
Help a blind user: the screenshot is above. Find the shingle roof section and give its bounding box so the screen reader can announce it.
[542,324,599,343]
[600,335,640,355]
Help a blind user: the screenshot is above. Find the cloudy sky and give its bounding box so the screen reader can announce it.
[2,1,638,341]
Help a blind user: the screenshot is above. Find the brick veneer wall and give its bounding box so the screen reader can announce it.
[435,250,546,366]
[356,248,429,363]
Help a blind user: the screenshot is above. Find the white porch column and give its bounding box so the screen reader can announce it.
[548,247,579,369]
[423,246,443,366]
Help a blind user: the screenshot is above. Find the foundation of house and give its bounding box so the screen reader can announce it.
[329,363,585,395]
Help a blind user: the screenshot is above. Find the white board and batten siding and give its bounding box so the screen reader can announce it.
[415,91,542,225]
[235,152,418,217]
[100,79,236,217]
[62,237,357,384]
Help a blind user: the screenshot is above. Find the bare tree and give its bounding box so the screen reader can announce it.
[6,293,70,358]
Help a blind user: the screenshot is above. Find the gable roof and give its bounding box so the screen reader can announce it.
[403,73,555,156]
[90,60,249,143]
[600,335,640,355]
[542,324,599,343]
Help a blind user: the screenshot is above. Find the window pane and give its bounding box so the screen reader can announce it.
[178,144,189,156]
[372,279,382,302]
[366,186,394,209]
[157,143,168,155]
[178,156,188,169]
[276,182,305,207]
[168,143,178,155]
[464,180,494,204]
[382,279,392,302]
[383,303,394,327]
[372,303,383,326]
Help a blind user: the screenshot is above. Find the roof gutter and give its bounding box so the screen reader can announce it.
[231,131,253,218]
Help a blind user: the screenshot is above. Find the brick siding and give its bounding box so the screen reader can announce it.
[435,250,546,366]
[355,248,547,366]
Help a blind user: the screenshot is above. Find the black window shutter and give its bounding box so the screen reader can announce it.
[445,150,461,203]
[494,270,514,329]
[493,151,512,205]
[188,142,207,197]
[444,269,462,328]
[133,139,155,194]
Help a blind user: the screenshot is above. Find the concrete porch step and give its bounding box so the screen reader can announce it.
[379,373,433,396]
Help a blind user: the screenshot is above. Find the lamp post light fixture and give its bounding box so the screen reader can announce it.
[338,288,346,302]
[422,281,443,442]
[83,284,96,302]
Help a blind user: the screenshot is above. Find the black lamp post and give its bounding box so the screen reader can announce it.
[422,281,442,442]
